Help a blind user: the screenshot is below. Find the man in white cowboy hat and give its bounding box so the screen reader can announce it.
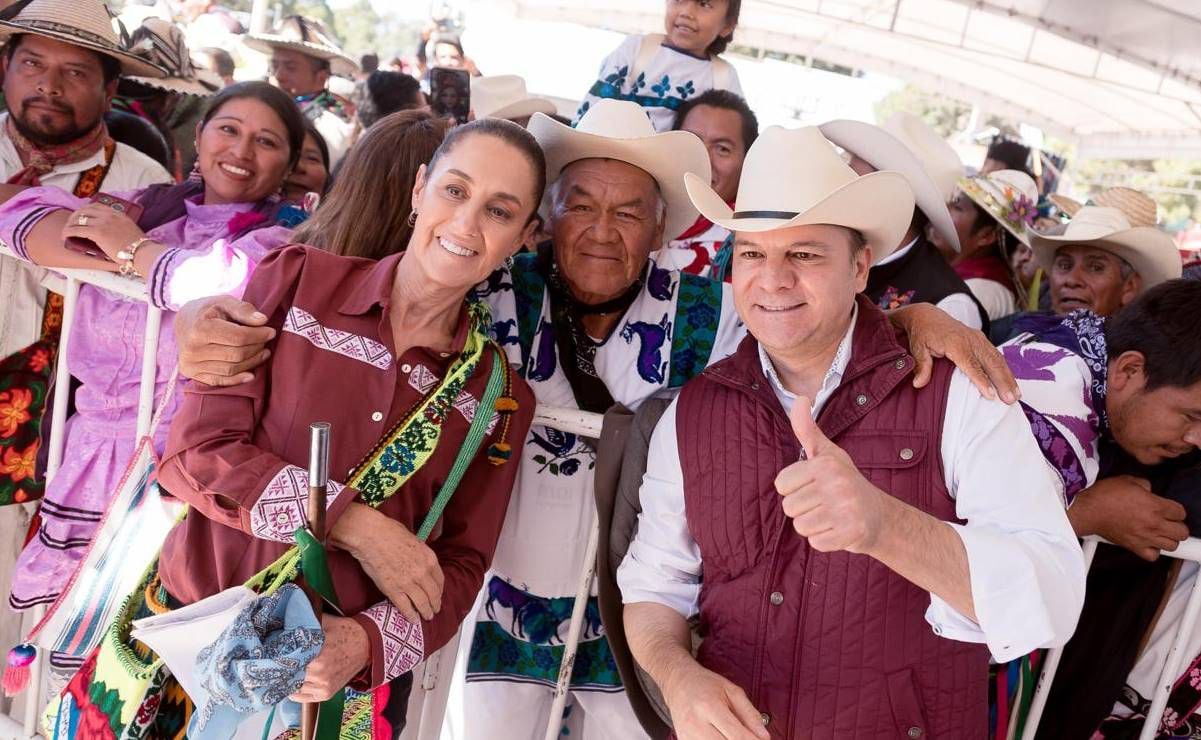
[459,97,743,739]
[618,126,1084,739]
[948,168,1038,320]
[821,115,988,329]
[471,74,556,127]
[244,15,358,166]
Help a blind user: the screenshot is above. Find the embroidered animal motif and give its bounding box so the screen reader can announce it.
[492,318,518,347]
[620,313,672,384]
[476,269,513,297]
[529,319,557,382]
[485,578,574,645]
[530,427,576,458]
[647,262,675,301]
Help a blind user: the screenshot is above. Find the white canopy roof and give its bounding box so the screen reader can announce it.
[504,0,1201,159]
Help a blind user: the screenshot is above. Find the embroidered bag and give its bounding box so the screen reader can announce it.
[1,371,183,701]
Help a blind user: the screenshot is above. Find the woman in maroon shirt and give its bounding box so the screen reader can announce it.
[149,118,544,736]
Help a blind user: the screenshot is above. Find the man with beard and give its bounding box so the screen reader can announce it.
[0,0,172,358]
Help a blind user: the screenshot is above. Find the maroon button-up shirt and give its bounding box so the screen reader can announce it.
[157,244,533,688]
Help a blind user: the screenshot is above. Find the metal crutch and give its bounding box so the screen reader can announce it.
[302,422,331,740]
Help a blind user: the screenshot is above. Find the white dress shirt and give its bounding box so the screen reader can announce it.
[617,309,1086,663]
[0,114,172,358]
[874,237,984,330]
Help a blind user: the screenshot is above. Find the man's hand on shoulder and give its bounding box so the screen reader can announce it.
[175,296,275,386]
[889,302,1019,404]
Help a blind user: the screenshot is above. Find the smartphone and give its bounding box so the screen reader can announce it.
[430,66,471,125]
[64,194,145,262]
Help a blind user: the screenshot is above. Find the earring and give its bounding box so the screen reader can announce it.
[407,211,417,227]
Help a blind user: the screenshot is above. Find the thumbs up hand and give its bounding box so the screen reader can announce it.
[775,397,889,554]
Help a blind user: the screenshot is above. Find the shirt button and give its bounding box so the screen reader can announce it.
[899,447,914,461]
[760,712,770,726]
[908,727,924,739]
[371,411,384,422]
[933,625,943,636]
[439,352,450,358]
[401,363,412,374]
[769,591,784,606]
[855,393,868,406]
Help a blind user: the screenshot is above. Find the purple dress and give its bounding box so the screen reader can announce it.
[0,187,292,610]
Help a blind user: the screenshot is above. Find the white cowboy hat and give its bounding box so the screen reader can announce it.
[1030,206,1182,290]
[0,0,166,78]
[958,169,1038,248]
[243,15,357,78]
[472,75,556,122]
[884,112,963,203]
[528,99,711,239]
[684,125,914,263]
[819,118,961,252]
[123,19,221,96]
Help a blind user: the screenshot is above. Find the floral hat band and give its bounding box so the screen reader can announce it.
[958,169,1039,247]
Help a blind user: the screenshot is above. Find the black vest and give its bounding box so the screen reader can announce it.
[865,236,989,331]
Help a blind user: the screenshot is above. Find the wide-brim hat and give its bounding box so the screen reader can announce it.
[0,0,166,78]
[123,18,220,95]
[884,111,964,203]
[685,126,914,264]
[820,118,960,252]
[958,169,1039,248]
[528,99,711,239]
[243,15,357,77]
[472,75,556,121]
[1050,187,1158,228]
[1030,205,1182,290]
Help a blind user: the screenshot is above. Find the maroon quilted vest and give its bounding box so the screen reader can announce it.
[676,297,989,740]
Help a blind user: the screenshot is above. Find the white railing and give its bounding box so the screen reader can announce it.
[0,250,605,740]
[1022,536,1201,740]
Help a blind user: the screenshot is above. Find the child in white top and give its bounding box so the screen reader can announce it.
[574,0,744,133]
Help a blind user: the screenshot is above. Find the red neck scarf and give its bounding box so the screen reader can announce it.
[5,116,113,186]
[675,198,736,241]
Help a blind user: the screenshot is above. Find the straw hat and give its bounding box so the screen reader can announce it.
[685,126,914,263]
[1049,187,1158,227]
[958,169,1039,248]
[123,19,220,96]
[1030,206,1182,290]
[472,75,556,121]
[528,99,711,239]
[0,0,166,78]
[820,118,960,251]
[243,15,357,78]
[883,112,964,202]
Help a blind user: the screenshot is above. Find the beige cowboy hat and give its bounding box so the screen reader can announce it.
[123,19,220,96]
[958,169,1039,248]
[685,125,914,263]
[243,15,357,78]
[820,118,961,251]
[472,75,556,122]
[528,99,711,239]
[0,0,166,78]
[1048,187,1158,227]
[1030,206,1182,289]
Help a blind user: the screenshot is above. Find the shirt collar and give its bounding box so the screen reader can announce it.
[337,251,475,356]
[758,302,858,413]
[873,235,919,267]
